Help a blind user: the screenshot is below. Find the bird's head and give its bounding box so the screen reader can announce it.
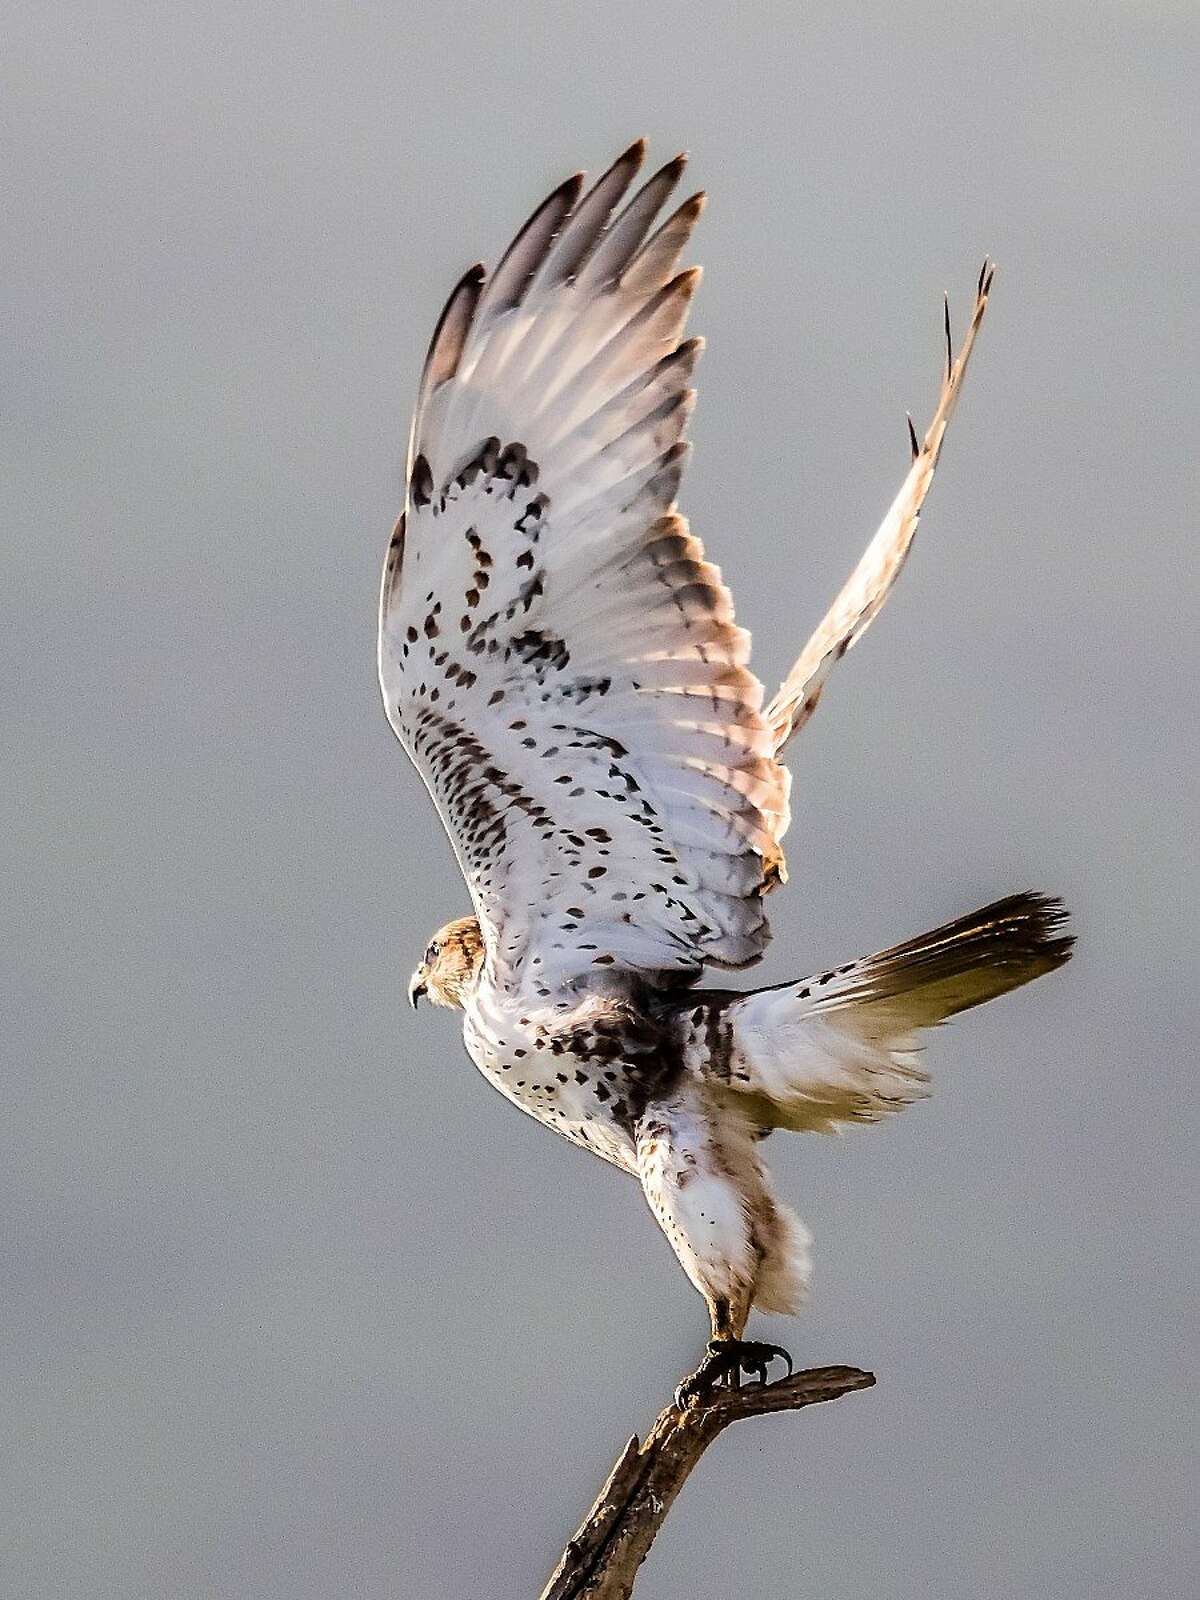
[408,916,485,1011]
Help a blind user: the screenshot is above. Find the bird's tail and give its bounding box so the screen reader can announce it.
[719,892,1073,1134]
[806,891,1074,1026]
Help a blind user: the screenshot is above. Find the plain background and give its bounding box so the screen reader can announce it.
[5,3,1197,1597]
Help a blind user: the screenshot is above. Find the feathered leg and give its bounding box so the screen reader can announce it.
[634,1085,810,1404]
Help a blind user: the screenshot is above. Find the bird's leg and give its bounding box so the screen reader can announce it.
[674,1298,793,1408]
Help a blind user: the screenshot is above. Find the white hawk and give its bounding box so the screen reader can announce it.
[379,143,1072,1399]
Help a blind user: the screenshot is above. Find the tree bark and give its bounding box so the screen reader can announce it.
[539,1364,875,1599]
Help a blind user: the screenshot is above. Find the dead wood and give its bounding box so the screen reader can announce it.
[539,1364,875,1599]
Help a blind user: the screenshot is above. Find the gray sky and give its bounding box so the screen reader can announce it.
[4,3,1197,1597]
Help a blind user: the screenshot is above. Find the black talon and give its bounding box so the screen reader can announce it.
[675,1337,795,1407]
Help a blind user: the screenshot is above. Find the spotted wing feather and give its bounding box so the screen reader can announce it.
[380,146,788,985]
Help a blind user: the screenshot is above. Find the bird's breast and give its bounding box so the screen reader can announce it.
[460,992,643,1171]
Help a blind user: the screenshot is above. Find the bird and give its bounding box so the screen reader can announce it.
[379,142,1072,1403]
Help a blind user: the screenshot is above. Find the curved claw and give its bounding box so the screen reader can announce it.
[675,1336,796,1407]
[759,1341,793,1381]
[738,1340,792,1385]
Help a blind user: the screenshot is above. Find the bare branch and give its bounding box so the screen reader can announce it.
[540,1364,875,1599]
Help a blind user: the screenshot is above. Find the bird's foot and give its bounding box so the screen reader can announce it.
[675,1338,793,1408]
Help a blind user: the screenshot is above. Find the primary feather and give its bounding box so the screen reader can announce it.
[380,143,788,986]
[764,263,996,762]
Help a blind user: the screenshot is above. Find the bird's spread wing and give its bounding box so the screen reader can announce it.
[379,145,788,985]
[761,264,995,878]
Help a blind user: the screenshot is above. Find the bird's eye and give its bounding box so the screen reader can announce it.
[426,942,440,963]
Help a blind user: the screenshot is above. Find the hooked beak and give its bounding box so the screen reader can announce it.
[408,970,427,1010]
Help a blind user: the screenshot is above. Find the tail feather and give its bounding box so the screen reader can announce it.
[810,891,1074,1028]
[718,892,1072,1134]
